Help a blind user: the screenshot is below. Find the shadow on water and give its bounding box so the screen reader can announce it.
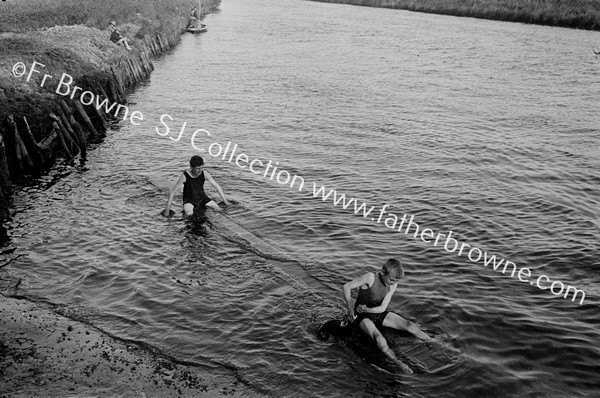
[185,206,212,236]
[317,318,459,375]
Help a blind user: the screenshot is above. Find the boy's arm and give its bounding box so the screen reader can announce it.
[358,283,397,314]
[205,171,230,205]
[162,174,185,216]
[342,273,374,321]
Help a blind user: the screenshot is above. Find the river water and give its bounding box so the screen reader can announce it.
[3,0,600,396]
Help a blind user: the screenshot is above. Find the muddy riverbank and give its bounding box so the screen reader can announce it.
[0,293,267,397]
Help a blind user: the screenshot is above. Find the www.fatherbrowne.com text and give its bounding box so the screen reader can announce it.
[157,117,586,306]
[12,60,585,305]
[310,185,585,305]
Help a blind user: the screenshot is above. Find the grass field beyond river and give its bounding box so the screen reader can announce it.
[310,0,600,31]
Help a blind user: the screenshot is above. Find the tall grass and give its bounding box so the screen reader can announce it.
[0,0,220,129]
[0,0,219,35]
[309,0,600,30]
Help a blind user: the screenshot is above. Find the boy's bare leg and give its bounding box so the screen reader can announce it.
[205,201,221,212]
[358,319,413,375]
[382,313,434,342]
[116,38,132,50]
[183,203,195,217]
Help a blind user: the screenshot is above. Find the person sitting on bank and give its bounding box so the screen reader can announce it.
[343,258,435,374]
[162,155,230,218]
[108,21,132,51]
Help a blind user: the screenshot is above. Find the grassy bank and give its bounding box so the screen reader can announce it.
[0,0,220,219]
[0,0,220,135]
[309,0,600,30]
[0,0,206,118]
[0,0,202,37]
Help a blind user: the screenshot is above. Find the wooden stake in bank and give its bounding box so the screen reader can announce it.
[73,100,98,137]
[51,122,73,161]
[38,128,57,159]
[55,105,81,150]
[59,100,87,162]
[7,115,34,172]
[0,133,12,199]
[50,114,78,158]
[21,116,45,165]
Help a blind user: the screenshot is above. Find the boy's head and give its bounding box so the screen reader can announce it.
[190,155,204,167]
[382,258,404,281]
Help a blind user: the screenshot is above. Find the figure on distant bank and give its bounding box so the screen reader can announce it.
[108,21,132,51]
[188,7,200,29]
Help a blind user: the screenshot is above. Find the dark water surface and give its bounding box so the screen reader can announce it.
[3,0,600,396]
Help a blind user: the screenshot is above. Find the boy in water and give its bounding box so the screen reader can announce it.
[162,155,230,218]
[343,258,434,374]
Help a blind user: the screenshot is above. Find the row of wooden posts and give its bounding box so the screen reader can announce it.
[0,33,177,218]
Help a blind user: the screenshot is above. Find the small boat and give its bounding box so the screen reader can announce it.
[187,24,207,34]
[187,2,206,34]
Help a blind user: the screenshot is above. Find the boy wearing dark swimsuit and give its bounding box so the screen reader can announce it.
[108,21,132,51]
[342,258,434,374]
[162,155,230,217]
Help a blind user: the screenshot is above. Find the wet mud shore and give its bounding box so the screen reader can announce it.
[0,293,266,397]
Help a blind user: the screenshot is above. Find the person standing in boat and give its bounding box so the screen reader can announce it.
[162,155,230,217]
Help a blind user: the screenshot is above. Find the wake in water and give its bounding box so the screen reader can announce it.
[317,318,458,375]
[123,175,460,379]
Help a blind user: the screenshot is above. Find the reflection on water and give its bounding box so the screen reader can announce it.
[3,0,600,396]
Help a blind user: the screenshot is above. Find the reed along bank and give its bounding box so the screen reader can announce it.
[309,0,600,31]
